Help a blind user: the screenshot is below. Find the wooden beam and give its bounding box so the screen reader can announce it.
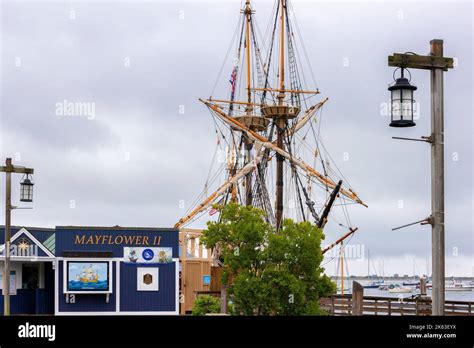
[0,166,34,174]
[388,53,454,71]
[206,99,263,107]
[251,87,320,94]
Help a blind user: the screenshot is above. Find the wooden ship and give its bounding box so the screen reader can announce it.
[175,0,368,296]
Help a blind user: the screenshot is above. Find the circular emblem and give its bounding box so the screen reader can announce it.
[142,248,154,261]
[17,237,30,251]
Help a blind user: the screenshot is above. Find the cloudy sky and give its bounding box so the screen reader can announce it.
[0,0,472,276]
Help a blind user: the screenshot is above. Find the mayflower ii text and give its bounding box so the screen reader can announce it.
[74,234,161,246]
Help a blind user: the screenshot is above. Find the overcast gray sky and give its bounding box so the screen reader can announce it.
[0,0,472,276]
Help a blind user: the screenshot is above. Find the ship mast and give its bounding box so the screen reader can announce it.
[245,0,252,109]
[275,0,286,229]
[244,0,253,206]
[276,0,287,229]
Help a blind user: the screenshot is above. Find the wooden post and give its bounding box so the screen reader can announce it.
[180,231,187,315]
[0,158,34,316]
[4,159,12,316]
[430,39,445,316]
[420,277,427,296]
[352,281,364,316]
[190,237,196,257]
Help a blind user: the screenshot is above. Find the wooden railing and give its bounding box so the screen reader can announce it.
[320,294,473,316]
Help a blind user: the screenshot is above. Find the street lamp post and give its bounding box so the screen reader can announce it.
[0,158,34,316]
[387,39,454,315]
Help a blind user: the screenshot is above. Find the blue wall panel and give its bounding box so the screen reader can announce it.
[119,263,176,312]
[0,289,36,315]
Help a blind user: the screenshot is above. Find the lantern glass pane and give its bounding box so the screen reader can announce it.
[401,101,413,120]
[391,100,401,121]
[391,89,401,101]
[402,89,412,102]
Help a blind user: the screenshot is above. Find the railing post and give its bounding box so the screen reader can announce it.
[420,278,427,296]
[352,281,363,316]
[388,299,392,316]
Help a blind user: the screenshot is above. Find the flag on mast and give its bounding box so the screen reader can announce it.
[209,197,225,216]
[229,65,238,98]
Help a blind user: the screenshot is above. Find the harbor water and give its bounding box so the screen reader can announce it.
[336,279,474,302]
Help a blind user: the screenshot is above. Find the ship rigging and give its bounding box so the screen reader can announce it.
[175,0,367,255]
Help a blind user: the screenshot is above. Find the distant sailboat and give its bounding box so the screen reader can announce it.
[403,258,419,286]
[363,249,384,289]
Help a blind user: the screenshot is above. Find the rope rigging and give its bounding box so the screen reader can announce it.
[175,1,365,259]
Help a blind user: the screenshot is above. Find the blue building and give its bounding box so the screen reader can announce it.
[0,225,180,315]
[0,226,56,314]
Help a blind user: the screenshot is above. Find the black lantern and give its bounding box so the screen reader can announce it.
[20,174,34,202]
[388,68,417,127]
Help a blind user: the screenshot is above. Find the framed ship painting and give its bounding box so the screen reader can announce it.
[65,261,112,293]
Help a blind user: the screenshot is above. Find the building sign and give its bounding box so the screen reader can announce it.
[66,261,110,292]
[74,234,162,246]
[123,247,172,264]
[137,267,159,291]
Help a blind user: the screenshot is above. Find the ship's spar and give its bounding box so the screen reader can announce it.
[175,0,367,254]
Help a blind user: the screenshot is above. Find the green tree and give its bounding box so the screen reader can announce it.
[201,203,336,315]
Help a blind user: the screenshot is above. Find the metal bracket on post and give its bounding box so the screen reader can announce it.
[392,217,432,231]
[421,215,434,226]
[421,135,434,144]
[392,136,433,143]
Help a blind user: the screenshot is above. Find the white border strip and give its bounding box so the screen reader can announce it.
[62,258,113,294]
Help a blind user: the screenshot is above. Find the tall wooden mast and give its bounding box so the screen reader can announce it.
[275,0,286,229]
[244,0,253,206]
[245,0,252,108]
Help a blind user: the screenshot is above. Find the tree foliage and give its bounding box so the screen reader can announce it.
[201,203,336,315]
[192,295,221,316]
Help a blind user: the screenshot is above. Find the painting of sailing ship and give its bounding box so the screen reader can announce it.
[67,262,109,291]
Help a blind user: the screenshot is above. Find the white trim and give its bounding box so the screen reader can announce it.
[174,257,179,314]
[0,256,55,261]
[56,257,123,261]
[54,258,59,315]
[10,227,55,258]
[116,260,120,313]
[62,258,113,294]
[56,311,179,316]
